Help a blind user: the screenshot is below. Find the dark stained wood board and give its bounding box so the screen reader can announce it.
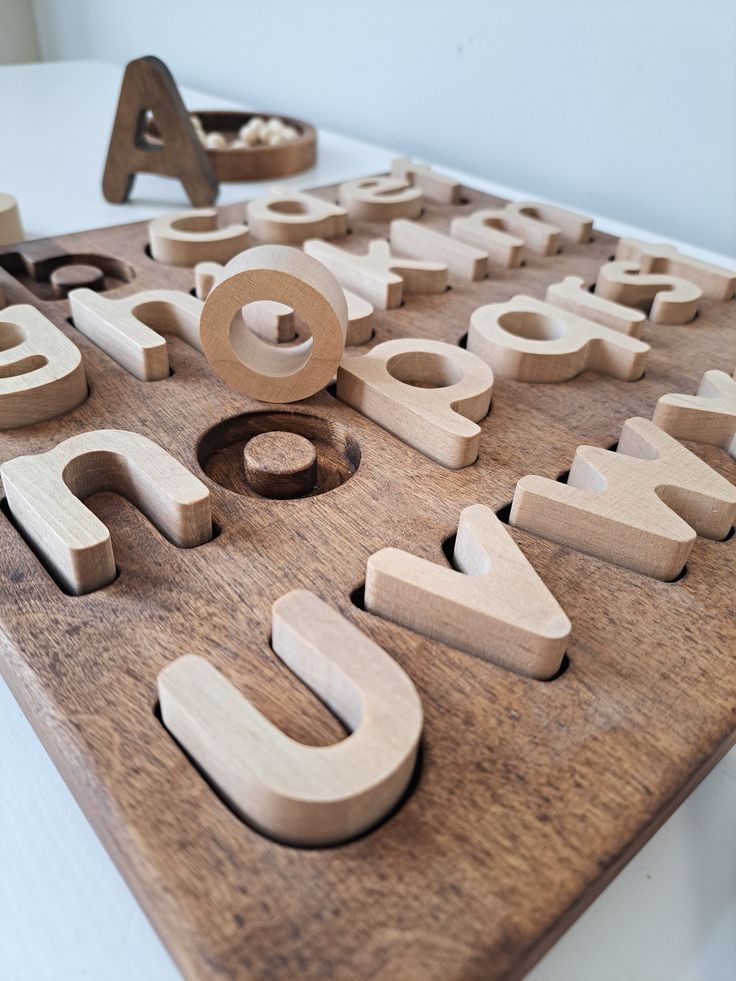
[0,175,734,981]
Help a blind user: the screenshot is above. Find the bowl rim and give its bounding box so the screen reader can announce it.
[190,109,317,155]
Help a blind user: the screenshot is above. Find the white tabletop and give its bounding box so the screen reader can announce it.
[0,59,734,981]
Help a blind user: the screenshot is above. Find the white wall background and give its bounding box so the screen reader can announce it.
[27,0,736,254]
[0,0,40,65]
[33,0,736,256]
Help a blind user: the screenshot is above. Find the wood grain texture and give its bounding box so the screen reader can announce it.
[343,289,374,345]
[0,174,734,981]
[451,209,525,268]
[193,259,371,346]
[101,56,218,208]
[653,368,736,457]
[305,238,448,309]
[158,589,423,846]
[339,176,423,221]
[148,209,250,267]
[390,158,463,204]
[390,218,488,281]
[506,201,593,248]
[510,416,736,581]
[49,263,105,298]
[365,502,571,679]
[337,337,493,469]
[0,243,135,302]
[188,111,317,183]
[544,274,647,337]
[200,246,347,403]
[243,431,318,498]
[615,238,736,301]
[1,428,213,594]
[0,191,23,246]
[69,287,203,381]
[467,294,650,382]
[0,304,87,429]
[246,189,348,245]
[595,260,701,324]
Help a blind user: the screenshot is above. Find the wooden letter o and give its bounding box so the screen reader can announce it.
[200,245,347,403]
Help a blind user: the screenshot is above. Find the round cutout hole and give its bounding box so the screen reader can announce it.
[198,410,361,499]
[386,351,463,389]
[497,310,566,341]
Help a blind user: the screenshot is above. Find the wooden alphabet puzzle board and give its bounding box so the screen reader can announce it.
[0,173,734,980]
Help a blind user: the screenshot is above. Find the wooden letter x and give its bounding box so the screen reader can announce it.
[158,589,422,846]
[366,504,571,679]
[511,417,736,580]
[1,430,212,594]
[304,238,447,309]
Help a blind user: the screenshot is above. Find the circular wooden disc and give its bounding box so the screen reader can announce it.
[243,431,318,498]
[200,245,347,403]
[50,264,105,299]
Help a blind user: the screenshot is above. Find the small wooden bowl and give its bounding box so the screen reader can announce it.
[193,111,317,182]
